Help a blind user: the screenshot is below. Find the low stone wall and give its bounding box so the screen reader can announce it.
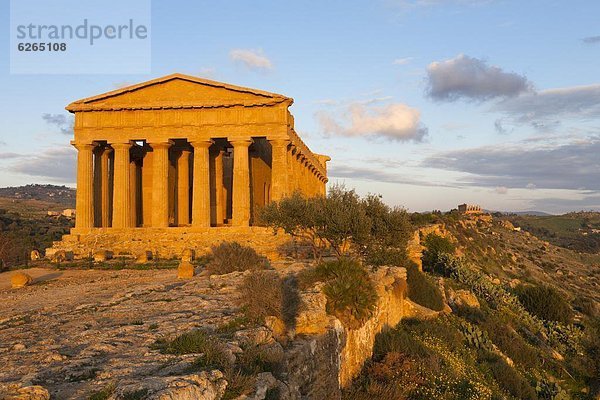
[45,226,292,260]
[282,266,408,398]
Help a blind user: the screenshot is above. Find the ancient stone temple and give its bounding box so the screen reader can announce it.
[48,73,329,259]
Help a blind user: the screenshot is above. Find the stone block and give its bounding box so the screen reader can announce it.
[50,250,73,263]
[93,250,113,262]
[11,272,33,289]
[30,250,41,261]
[177,260,195,279]
[135,251,152,264]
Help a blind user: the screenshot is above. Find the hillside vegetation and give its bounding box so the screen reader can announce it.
[505,212,600,254]
[0,185,74,269]
[346,212,600,400]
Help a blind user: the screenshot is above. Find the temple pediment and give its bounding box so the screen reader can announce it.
[66,73,292,112]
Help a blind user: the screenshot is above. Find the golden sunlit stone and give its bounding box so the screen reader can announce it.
[11,272,32,289]
[176,260,195,279]
[47,73,330,260]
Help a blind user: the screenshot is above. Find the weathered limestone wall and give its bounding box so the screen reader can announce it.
[338,266,407,387]
[282,266,408,399]
[45,227,291,261]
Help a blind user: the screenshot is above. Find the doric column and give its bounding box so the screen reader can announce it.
[191,140,212,227]
[129,158,138,227]
[101,147,113,227]
[230,139,252,226]
[177,149,191,226]
[111,142,132,228]
[269,139,290,202]
[93,146,102,227]
[149,141,171,228]
[73,142,95,229]
[211,148,225,226]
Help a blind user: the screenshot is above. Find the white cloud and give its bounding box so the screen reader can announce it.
[426,54,531,101]
[494,186,508,194]
[316,102,427,142]
[229,48,273,71]
[393,57,413,65]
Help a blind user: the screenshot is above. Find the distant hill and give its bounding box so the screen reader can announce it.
[504,211,600,253]
[509,210,553,216]
[0,184,75,208]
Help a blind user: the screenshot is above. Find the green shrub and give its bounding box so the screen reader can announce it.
[374,325,431,360]
[206,242,269,275]
[236,344,284,376]
[483,317,539,368]
[406,263,444,311]
[298,258,378,328]
[422,233,455,271]
[486,357,537,400]
[122,389,149,400]
[87,384,115,400]
[237,270,284,324]
[515,284,574,324]
[221,370,256,400]
[323,271,378,329]
[153,330,230,369]
[364,247,408,267]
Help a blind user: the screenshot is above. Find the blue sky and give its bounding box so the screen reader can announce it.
[1,0,600,213]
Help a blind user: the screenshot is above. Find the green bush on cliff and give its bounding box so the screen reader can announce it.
[299,258,378,328]
[515,284,574,324]
[422,233,455,271]
[206,241,270,275]
[406,263,445,311]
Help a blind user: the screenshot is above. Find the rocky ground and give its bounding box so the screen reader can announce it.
[0,265,263,399]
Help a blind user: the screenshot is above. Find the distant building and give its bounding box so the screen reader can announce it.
[47,211,60,217]
[458,204,482,214]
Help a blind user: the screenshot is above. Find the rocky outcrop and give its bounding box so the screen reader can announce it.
[281,266,408,398]
[112,371,227,400]
[0,383,50,400]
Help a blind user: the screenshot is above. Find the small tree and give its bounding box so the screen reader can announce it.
[259,191,324,260]
[422,233,455,271]
[320,185,370,256]
[260,185,372,260]
[0,232,20,271]
[361,194,412,266]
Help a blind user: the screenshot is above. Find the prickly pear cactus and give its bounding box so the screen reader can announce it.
[536,380,570,400]
[459,321,494,351]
